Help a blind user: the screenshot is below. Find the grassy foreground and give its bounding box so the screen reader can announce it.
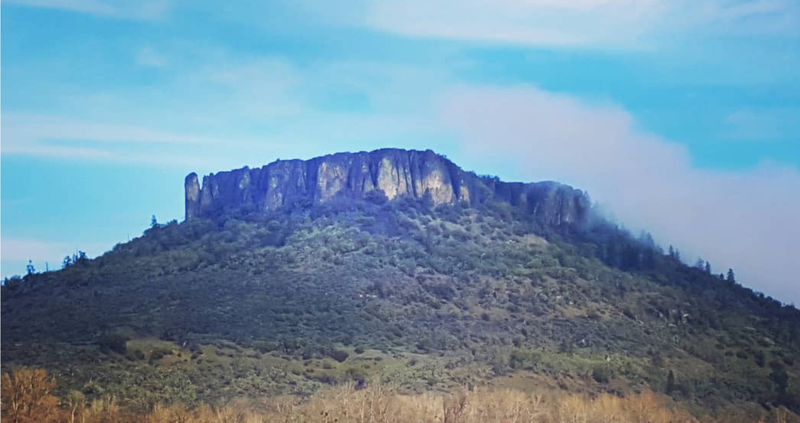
[2,368,796,423]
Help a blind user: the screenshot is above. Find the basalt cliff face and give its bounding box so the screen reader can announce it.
[185,148,590,227]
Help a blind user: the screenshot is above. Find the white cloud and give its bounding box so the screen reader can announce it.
[2,142,117,161]
[2,114,219,145]
[0,114,252,167]
[360,0,800,48]
[363,0,654,48]
[5,0,170,20]
[438,85,800,305]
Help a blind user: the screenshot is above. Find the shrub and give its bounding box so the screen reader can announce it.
[592,366,611,384]
[345,368,367,385]
[365,190,389,205]
[98,333,128,355]
[126,349,146,361]
[622,308,636,320]
[329,349,349,363]
[149,346,173,363]
[754,350,767,367]
[416,338,433,352]
[509,349,540,370]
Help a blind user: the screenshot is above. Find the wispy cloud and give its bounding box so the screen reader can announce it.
[361,0,651,48]
[5,0,171,20]
[0,113,244,166]
[2,114,217,145]
[0,51,454,168]
[696,0,800,36]
[359,0,800,48]
[439,85,800,305]
[2,142,118,161]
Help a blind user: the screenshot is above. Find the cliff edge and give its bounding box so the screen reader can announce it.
[185,148,590,227]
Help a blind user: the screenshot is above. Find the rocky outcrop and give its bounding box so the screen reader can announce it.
[185,148,590,227]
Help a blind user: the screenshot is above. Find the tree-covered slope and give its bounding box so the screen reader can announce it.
[3,175,799,417]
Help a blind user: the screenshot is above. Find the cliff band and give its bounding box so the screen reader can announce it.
[185,148,589,227]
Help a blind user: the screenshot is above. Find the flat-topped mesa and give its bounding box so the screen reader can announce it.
[184,148,590,227]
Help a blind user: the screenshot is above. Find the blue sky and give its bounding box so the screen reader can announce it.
[2,0,800,303]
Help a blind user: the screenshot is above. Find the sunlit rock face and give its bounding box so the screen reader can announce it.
[185,148,590,228]
[184,173,201,221]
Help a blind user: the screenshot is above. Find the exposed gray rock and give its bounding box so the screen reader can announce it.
[185,148,590,227]
[185,172,201,221]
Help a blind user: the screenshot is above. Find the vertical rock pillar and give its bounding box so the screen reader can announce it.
[185,172,201,221]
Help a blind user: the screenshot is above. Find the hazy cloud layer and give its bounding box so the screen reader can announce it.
[439,85,800,305]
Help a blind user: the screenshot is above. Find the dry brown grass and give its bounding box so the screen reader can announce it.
[2,368,797,423]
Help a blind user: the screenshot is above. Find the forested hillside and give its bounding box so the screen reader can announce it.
[3,151,799,421]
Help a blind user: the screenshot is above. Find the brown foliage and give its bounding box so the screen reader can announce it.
[2,369,798,423]
[1,367,61,423]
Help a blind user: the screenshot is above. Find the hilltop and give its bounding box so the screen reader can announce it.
[184,148,588,226]
[2,148,799,420]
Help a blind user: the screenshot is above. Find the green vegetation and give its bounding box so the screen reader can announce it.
[2,197,799,419]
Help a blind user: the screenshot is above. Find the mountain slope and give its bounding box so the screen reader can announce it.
[2,149,799,417]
